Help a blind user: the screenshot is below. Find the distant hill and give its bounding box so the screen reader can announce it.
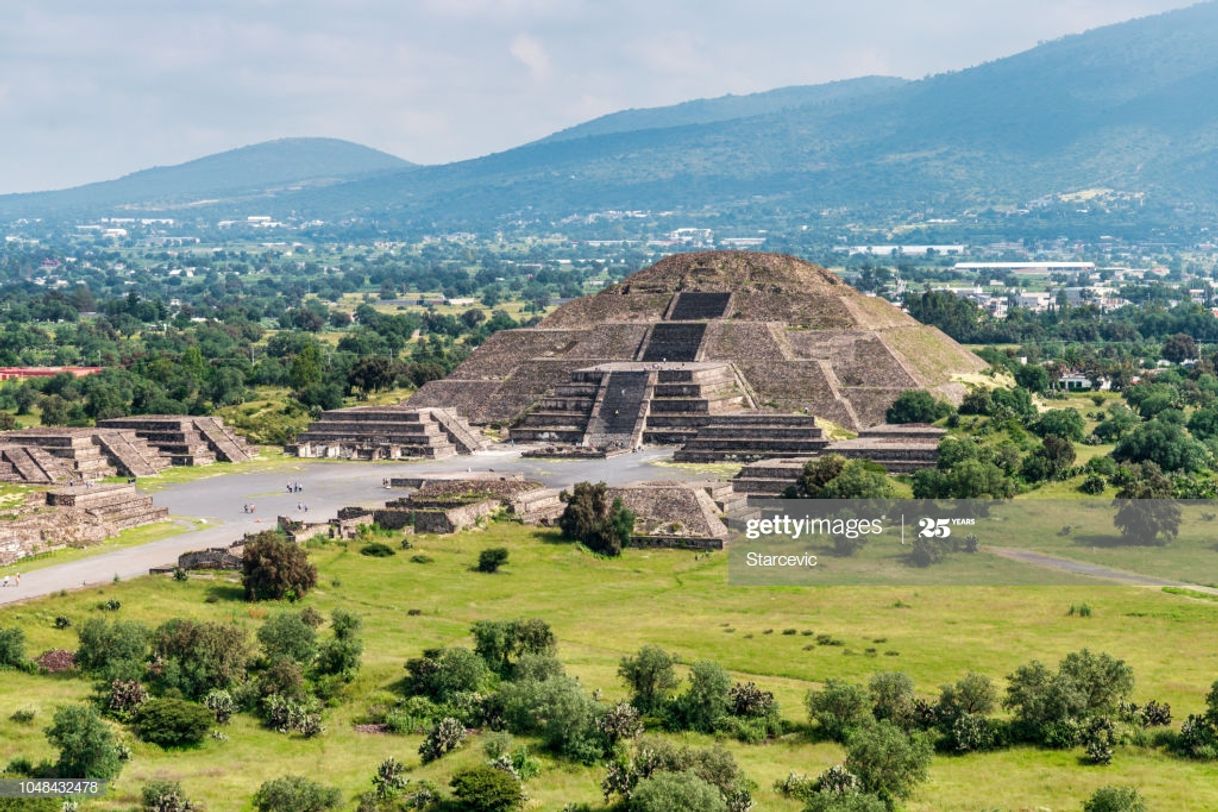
[0,138,411,217]
[6,2,1218,230]
[534,77,907,144]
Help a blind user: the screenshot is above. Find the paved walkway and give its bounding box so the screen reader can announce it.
[0,446,691,606]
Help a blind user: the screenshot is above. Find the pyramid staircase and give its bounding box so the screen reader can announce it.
[192,417,256,462]
[510,362,749,449]
[672,414,830,463]
[0,444,77,484]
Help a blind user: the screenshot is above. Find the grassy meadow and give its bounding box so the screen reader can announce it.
[2,522,1218,810]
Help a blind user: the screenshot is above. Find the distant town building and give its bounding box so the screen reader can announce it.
[0,366,103,381]
[953,261,1095,274]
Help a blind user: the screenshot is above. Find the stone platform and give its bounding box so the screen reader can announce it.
[97,415,255,465]
[729,424,945,500]
[0,428,172,481]
[671,412,830,463]
[0,483,169,564]
[290,406,487,460]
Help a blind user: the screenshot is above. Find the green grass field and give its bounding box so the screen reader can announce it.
[2,522,1217,810]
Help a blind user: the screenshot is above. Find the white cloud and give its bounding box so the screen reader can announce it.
[509,33,551,81]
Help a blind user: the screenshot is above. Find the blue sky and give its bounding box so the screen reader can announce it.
[0,0,1195,193]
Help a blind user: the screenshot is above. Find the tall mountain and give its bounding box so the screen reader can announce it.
[1,138,411,217]
[5,2,1218,228]
[534,77,907,144]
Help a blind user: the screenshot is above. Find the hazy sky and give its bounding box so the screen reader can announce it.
[0,0,1196,193]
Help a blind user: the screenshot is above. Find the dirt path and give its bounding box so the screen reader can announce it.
[987,546,1218,596]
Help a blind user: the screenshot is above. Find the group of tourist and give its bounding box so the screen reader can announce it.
[1,573,20,588]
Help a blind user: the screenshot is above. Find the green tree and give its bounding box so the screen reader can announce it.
[675,661,732,733]
[807,680,872,742]
[242,532,318,601]
[619,645,680,714]
[0,627,26,670]
[844,721,933,805]
[885,390,951,424]
[132,698,213,747]
[45,704,123,780]
[1014,364,1051,393]
[257,612,318,664]
[449,765,524,812]
[477,547,510,573]
[151,619,251,700]
[1113,419,1208,472]
[252,776,341,812]
[1034,408,1085,441]
[1083,786,1147,812]
[1113,463,1181,545]
[558,482,635,556]
[630,770,727,812]
[76,618,149,682]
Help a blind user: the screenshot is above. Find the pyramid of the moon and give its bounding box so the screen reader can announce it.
[407,251,986,431]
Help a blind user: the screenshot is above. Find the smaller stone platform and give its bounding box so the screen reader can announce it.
[290,406,487,460]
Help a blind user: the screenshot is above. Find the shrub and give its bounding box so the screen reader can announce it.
[1003,649,1134,745]
[141,779,198,812]
[314,609,363,681]
[558,482,635,556]
[45,704,123,780]
[450,765,524,812]
[886,390,952,424]
[498,676,606,763]
[844,721,933,804]
[868,672,915,728]
[34,649,76,673]
[132,698,213,748]
[105,679,149,720]
[252,776,341,812]
[75,618,149,682]
[0,627,27,669]
[53,616,72,630]
[10,707,36,724]
[1140,699,1172,727]
[258,612,318,664]
[242,532,318,601]
[1034,408,1086,441]
[151,618,250,700]
[618,645,679,714]
[203,689,236,724]
[629,770,727,812]
[370,757,410,801]
[672,660,732,733]
[405,647,492,701]
[471,618,556,675]
[359,541,396,557]
[807,680,872,742]
[419,716,466,763]
[1083,715,1117,765]
[478,547,510,573]
[598,701,644,744]
[262,694,324,737]
[728,682,778,720]
[1083,786,1147,812]
[1078,473,1107,495]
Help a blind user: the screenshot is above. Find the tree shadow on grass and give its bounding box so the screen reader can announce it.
[203,583,245,603]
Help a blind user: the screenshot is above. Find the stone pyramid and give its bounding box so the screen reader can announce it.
[407,251,985,430]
